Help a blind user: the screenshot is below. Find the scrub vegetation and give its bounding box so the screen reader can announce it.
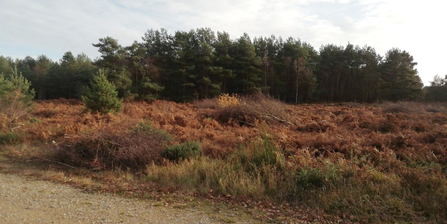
[1,96,447,223]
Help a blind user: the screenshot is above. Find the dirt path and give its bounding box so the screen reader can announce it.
[0,172,259,224]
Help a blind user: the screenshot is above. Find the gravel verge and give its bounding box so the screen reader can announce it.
[0,172,258,224]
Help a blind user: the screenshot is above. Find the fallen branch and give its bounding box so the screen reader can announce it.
[261,115,296,126]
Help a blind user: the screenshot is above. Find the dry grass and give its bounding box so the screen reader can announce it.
[2,98,447,222]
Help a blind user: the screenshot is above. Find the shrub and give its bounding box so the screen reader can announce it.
[56,121,173,170]
[294,167,326,190]
[162,141,202,161]
[236,136,283,170]
[0,67,35,126]
[81,69,122,114]
[0,132,23,145]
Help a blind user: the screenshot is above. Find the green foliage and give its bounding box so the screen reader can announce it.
[240,136,282,169]
[316,44,382,102]
[131,121,173,143]
[0,132,23,145]
[232,33,263,94]
[294,167,326,190]
[0,56,12,75]
[147,146,447,222]
[380,48,423,101]
[424,75,447,102]
[81,69,122,114]
[162,141,202,160]
[0,66,35,123]
[140,76,164,101]
[1,28,428,103]
[93,37,133,98]
[47,52,96,99]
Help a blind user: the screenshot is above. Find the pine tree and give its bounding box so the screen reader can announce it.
[424,75,447,102]
[81,69,122,114]
[380,48,423,101]
[93,37,132,98]
[232,33,262,94]
[0,66,35,123]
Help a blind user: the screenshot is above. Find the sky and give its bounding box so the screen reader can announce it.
[0,0,446,86]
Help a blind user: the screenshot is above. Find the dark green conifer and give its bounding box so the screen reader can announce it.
[82,69,122,113]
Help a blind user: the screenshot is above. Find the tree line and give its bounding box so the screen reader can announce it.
[0,28,445,103]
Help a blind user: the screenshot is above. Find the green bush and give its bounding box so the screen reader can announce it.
[295,168,325,190]
[162,141,202,160]
[251,137,280,167]
[0,132,23,145]
[235,136,284,173]
[81,69,122,114]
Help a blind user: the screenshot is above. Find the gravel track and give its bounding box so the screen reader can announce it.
[0,172,257,224]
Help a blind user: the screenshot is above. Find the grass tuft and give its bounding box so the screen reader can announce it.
[0,132,23,145]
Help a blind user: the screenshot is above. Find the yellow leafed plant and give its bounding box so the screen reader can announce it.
[217,93,240,108]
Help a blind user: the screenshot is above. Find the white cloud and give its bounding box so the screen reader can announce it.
[352,0,447,84]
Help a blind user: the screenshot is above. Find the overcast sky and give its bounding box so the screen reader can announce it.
[1,0,445,86]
